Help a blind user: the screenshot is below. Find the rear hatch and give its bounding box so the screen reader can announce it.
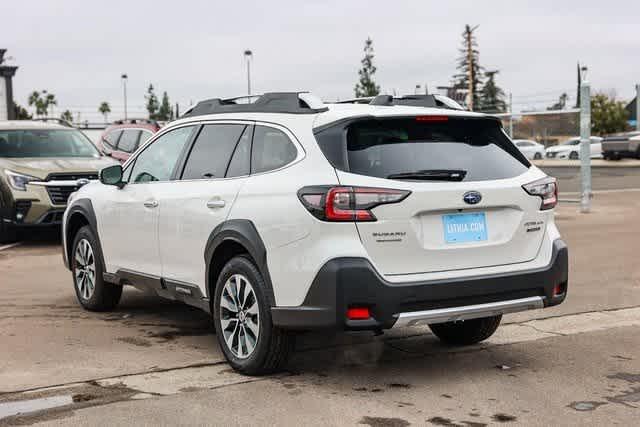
[314,115,548,276]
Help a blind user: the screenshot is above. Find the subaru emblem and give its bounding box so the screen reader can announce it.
[76,178,90,187]
[463,191,482,205]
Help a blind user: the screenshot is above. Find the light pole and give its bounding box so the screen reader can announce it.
[121,74,128,120]
[579,66,591,213]
[244,50,253,96]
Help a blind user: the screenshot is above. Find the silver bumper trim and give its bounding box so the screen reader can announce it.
[393,296,545,328]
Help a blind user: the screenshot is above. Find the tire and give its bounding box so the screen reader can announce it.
[71,226,122,311]
[533,152,542,160]
[569,151,579,160]
[429,315,502,346]
[213,255,295,375]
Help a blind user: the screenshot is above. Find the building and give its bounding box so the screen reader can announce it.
[0,49,19,121]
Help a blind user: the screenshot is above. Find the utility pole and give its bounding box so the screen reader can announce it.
[121,74,128,120]
[508,92,514,138]
[244,50,253,96]
[579,69,591,213]
[636,84,640,131]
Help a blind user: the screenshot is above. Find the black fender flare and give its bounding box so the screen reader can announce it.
[63,199,106,273]
[204,219,275,304]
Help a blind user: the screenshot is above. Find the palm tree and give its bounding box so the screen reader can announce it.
[98,102,111,124]
[43,91,57,117]
[28,91,45,117]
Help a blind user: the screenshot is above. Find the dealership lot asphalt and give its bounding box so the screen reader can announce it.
[1,190,639,425]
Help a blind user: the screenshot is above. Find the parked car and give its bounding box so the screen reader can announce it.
[96,119,160,163]
[513,139,545,160]
[602,131,640,160]
[62,93,568,375]
[0,121,116,242]
[545,136,603,159]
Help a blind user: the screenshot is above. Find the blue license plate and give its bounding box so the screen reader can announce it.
[442,212,488,244]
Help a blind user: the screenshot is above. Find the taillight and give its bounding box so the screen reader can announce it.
[523,177,558,210]
[298,186,411,222]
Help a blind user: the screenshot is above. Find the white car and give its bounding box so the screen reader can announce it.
[513,139,545,160]
[545,136,603,159]
[61,93,568,374]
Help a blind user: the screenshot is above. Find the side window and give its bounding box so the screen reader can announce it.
[129,126,194,183]
[226,126,252,177]
[181,124,246,180]
[251,126,297,174]
[138,130,153,148]
[117,130,140,153]
[104,130,122,148]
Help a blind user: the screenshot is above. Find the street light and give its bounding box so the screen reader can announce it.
[121,74,128,120]
[244,50,253,96]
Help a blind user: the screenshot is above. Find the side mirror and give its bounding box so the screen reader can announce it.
[100,165,124,188]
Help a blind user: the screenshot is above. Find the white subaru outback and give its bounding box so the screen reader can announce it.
[62,93,568,375]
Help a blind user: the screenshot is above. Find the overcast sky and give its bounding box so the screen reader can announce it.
[2,0,639,121]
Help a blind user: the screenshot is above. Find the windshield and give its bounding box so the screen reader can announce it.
[315,117,530,182]
[0,129,101,158]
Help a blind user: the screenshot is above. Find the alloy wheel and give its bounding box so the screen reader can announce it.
[219,274,260,359]
[74,239,96,300]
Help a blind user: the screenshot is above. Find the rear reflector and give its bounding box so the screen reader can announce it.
[553,283,566,296]
[347,307,371,320]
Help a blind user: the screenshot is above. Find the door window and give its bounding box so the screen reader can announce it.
[181,124,246,180]
[117,130,141,153]
[226,126,252,177]
[104,130,122,149]
[251,126,297,174]
[129,126,194,183]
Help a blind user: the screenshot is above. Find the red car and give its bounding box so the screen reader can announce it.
[97,119,160,163]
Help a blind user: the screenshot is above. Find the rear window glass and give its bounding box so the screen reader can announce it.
[314,117,529,181]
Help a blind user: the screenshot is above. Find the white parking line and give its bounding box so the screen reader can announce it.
[0,242,22,252]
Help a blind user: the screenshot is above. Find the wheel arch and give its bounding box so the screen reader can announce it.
[205,219,275,306]
[64,199,105,272]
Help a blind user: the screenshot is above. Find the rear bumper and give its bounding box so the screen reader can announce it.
[271,239,568,331]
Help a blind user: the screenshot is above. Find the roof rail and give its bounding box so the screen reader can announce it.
[113,118,158,126]
[338,94,465,111]
[181,92,328,118]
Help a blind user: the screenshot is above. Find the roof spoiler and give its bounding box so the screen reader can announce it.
[369,94,465,110]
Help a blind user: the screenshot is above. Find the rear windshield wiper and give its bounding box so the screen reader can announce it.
[386,169,467,181]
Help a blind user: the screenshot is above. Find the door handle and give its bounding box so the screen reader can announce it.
[207,199,226,209]
[144,199,158,208]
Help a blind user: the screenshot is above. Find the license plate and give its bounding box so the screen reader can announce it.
[442,212,488,244]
